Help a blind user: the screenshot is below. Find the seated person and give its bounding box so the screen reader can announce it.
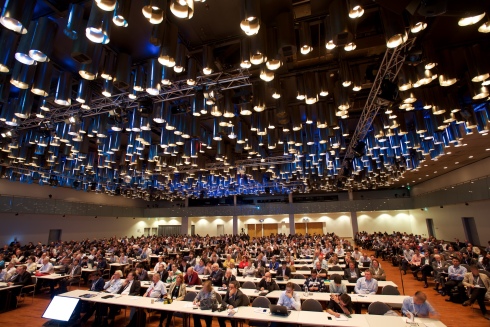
[343,262,361,281]
[221,268,236,287]
[268,256,280,271]
[194,259,206,275]
[192,281,218,327]
[329,274,347,294]
[103,270,124,293]
[185,266,201,286]
[144,273,166,298]
[462,265,490,320]
[135,264,149,281]
[313,261,327,279]
[217,281,247,327]
[160,274,187,327]
[432,254,450,291]
[209,263,223,286]
[326,293,353,318]
[166,265,182,284]
[304,270,325,292]
[354,270,378,295]
[443,257,466,301]
[257,272,279,292]
[369,259,386,281]
[222,254,235,269]
[156,263,169,282]
[154,256,166,272]
[25,256,37,274]
[402,291,439,319]
[2,265,32,309]
[107,271,141,326]
[276,261,291,280]
[277,282,301,311]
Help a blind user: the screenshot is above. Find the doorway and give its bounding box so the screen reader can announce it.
[48,229,62,244]
[461,217,480,245]
[217,224,224,235]
[426,219,436,238]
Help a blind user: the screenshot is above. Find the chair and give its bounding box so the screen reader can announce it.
[240,294,250,306]
[330,266,342,271]
[172,291,197,327]
[382,285,400,295]
[68,274,82,290]
[291,283,302,292]
[367,301,391,315]
[301,299,323,312]
[461,264,471,271]
[102,268,110,280]
[479,270,490,278]
[17,276,37,307]
[242,281,257,289]
[300,266,309,270]
[293,274,305,279]
[249,296,272,327]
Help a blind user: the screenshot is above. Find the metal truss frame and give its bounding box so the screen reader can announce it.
[14,68,251,130]
[339,38,416,176]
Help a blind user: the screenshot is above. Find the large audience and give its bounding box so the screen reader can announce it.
[0,231,489,325]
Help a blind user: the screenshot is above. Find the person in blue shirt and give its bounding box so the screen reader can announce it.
[277,282,301,310]
[443,257,467,302]
[402,291,439,319]
[354,270,378,294]
[268,256,279,271]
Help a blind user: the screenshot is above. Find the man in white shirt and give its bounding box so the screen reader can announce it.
[144,274,167,298]
[104,270,123,293]
[39,258,54,273]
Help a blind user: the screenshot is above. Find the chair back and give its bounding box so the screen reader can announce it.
[183,291,197,301]
[367,301,391,315]
[241,281,257,289]
[330,266,342,271]
[301,299,323,312]
[292,283,302,292]
[215,292,222,304]
[382,285,400,295]
[252,296,271,308]
[293,274,305,279]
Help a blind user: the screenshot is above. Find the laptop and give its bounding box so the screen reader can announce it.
[269,305,291,317]
[362,262,370,268]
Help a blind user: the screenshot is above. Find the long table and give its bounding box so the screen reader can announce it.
[57,290,445,327]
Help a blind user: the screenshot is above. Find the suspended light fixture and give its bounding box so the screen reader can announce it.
[113,0,130,27]
[79,43,103,80]
[158,21,178,67]
[304,72,318,105]
[324,15,336,50]
[100,50,115,80]
[142,0,167,24]
[114,53,132,89]
[351,66,362,91]
[0,0,35,34]
[458,11,486,27]
[15,21,37,65]
[240,0,261,36]
[10,60,35,89]
[29,17,57,63]
[348,0,364,18]
[31,61,53,97]
[410,15,427,33]
[340,61,352,87]
[202,45,214,75]
[296,74,306,100]
[317,72,329,96]
[54,72,72,106]
[380,8,407,48]
[478,17,490,33]
[250,27,266,65]
[170,0,194,19]
[64,3,84,39]
[299,21,313,55]
[146,58,162,95]
[181,57,196,86]
[96,0,117,11]
[240,102,252,116]
[265,27,282,70]
[465,44,489,82]
[174,43,187,73]
[253,81,266,112]
[0,28,19,73]
[240,37,252,68]
[259,65,274,82]
[86,2,111,44]
[271,78,281,99]
[15,89,33,119]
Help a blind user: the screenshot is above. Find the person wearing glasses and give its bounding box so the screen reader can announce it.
[217,281,246,327]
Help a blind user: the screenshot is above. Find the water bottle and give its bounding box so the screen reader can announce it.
[304,285,309,297]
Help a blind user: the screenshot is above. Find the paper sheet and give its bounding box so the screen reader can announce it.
[335,315,348,321]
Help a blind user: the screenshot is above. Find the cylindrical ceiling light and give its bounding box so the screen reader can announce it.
[64,3,84,39]
[458,9,485,27]
[174,42,187,73]
[324,15,336,50]
[192,90,205,117]
[29,17,57,63]
[250,25,266,65]
[158,21,178,67]
[299,21,313,55]
[10,60,35,89]
[380,8,407,48]
[202,45,214,75]
[240,37,251,68]
[339,61,352,87]
[76,80,91,108]
[186,57,197,86]
[15,89,33,118]
[142,0,167,24]
[240,102,252,116]
[296,74,306,100]
[134,66,145,91]
[304,72,318,105]
[348,0,364,18]
[86,2,111,44]
[251,81,266,113]
[162,65,173,85]
[240,0,261,36]
[0,0,36,34]
[410,15,427,34]
[465,44,489,83]
[102,79,113,97]
[31,61,53,96]
[265,27,281,70]
[223,90,235,118]
[113,0,130,27]
[54,71,72,106]
[170,0,194,19]
[479,17,490,33]
[15,21,37,65]
[96,0,117,11]
[101,50,115,80]
[146,58,162,95]
[271,78,281,99]
[0,28,19,73]
[114,53,132,89]
[79,43,103,80]
[259,64,274,82]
